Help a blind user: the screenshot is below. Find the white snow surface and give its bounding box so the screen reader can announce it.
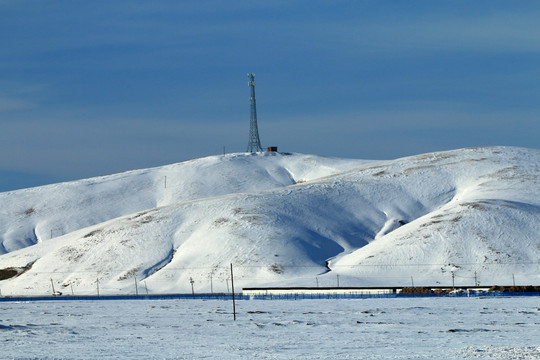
[1,297,539,359]
[0,147,539,295]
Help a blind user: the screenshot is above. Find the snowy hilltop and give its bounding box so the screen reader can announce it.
[0,147,539,295]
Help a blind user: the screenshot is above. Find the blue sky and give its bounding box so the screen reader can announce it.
[1,1,539,191]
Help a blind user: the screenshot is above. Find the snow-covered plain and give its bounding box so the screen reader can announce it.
[1,297,539,359]
[0,147,539,295]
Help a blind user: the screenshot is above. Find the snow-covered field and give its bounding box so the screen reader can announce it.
[1,297,539,359]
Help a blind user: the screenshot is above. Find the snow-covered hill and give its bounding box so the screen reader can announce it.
[0,147,538,295]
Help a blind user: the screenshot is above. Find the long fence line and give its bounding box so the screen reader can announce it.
[0,291,539,303]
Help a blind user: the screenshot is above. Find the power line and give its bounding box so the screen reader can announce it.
[9,261,539,275]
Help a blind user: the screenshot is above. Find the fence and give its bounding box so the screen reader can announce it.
[0,290,539,303]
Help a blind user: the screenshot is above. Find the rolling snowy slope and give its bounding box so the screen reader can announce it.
[0,153,366,254]
[0,147,538,295]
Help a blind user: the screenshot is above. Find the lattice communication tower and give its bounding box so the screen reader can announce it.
[246,73,263,152]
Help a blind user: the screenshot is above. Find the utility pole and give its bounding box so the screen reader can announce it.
[50,278,56,295]
[451,271,455,289]
[230,264,236,321]
[134,275,139,296]
[246,73,263,153]
[190,277,195,295]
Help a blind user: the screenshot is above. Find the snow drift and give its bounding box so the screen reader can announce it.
[0,147,538,295]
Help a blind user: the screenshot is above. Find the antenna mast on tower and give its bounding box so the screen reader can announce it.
[246,73,263,153]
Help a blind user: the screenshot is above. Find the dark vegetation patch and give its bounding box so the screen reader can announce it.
[118,268,138,281]
[129,209,158,220]
[139,215,154,224]
[83,229,102,238]
[23,208,35,216]
[60,245,84,262]
[0,268,18,281]
[232,208,246,215]
[268,263,285,274]
[419,220,442,228]
[0,263,33,281]
[400,287,435,294]
[489,285,540,293]
[447,328,494,333]
[213,217,229,227]
[460,202,488,211]
[401,286,540,294]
